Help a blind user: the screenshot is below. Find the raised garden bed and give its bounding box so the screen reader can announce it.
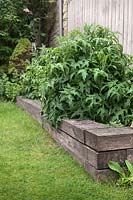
[16,97,133,181]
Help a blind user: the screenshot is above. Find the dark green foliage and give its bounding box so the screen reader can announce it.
[0,0,52,69]
[0,45,41,101]
[0,73,22,101]
[9,38,32,73]
[21,48,48,99]
[0,74,8,100]
[0,0,32,40]
[0,0,33,67]
[20,47,60,100]
[40,25,133,127]
[1,25,132,127]
[10,38,31,58]
[0,46,12,65]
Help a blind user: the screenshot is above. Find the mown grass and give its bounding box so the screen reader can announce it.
[0,102,132,200]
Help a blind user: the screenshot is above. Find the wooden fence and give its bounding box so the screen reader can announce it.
[67,0,133,55]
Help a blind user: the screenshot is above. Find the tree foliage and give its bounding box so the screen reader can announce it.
[0,0,50,70]
[0,0,32,68]
[9,38,32,73]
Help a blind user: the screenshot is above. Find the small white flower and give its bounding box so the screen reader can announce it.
[23,8,33,15]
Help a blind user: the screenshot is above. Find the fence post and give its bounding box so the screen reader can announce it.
[59,0,63,36]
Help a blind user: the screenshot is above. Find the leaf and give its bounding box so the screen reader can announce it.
[125,160,133,176]
[17,24,133,127]
[78,69,88,81]
[108,161,126,178]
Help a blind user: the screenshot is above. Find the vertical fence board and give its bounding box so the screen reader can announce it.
[67,0,133,55]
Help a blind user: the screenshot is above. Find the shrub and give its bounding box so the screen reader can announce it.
[5,81,22,101]
[40,25,133,127]
[0,31,15,68]
[0,73,22,101]
[0,47,47,101]
[21,48,49,99]
[9,38,32,73]
[0,46,13,66]
[0,0,33,68]
[0,74,8,100]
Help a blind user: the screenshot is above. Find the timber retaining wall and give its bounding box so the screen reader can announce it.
[16,97,133,181]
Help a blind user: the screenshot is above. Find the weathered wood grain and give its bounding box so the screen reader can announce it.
[44,122,87,164]
[84,161,117,181]
[45,122,128,169]
[16,97,42,124]
[67,0,133,55]
[85,146,127,169]
[59,119,106,143]
[127,149,133,164]
[85,128,133,151]
[16,97,133,180]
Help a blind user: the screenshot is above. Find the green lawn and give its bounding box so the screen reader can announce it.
[0,102,132,200]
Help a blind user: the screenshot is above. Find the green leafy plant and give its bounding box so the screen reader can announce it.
[0,0,33,67]
[108,160,133,186]
[5,81,22,101]
[0,47,47,101]
[4,25,132,126]
[9,38,32,73]
[20,48,49,99]
[0,73,22,101]
[0,74,8,100]
[0,0,53,69]
[39,25,133,127]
